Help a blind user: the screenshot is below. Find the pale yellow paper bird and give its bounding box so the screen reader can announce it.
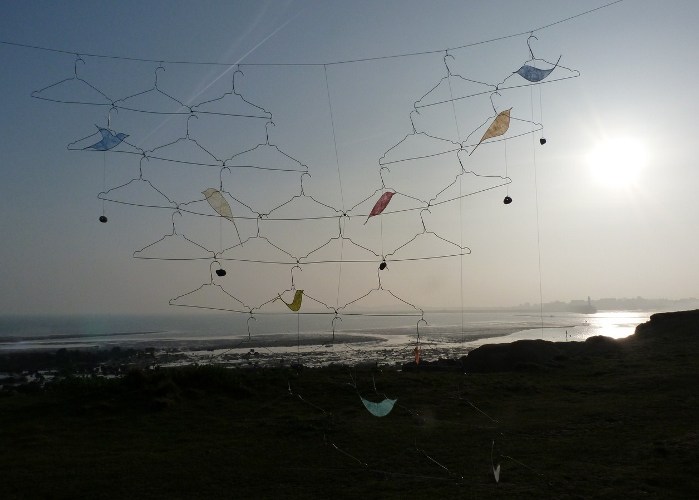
[279,290,304,312]
[469,108,512,156]
[202,188,235,222]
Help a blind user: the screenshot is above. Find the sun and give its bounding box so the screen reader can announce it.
[586,136,648,188]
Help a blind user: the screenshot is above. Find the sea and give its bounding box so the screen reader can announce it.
[0,310,654,367]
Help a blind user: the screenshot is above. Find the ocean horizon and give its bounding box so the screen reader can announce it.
[0,310,654,356]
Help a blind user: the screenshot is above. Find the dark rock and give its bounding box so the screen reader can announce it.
[461,339,564,373]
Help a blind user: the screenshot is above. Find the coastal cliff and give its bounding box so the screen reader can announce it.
[459,309,698,373]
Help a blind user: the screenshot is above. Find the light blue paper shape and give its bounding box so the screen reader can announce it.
[86,127,129,151]
[360,397,397,417]
[515,64,555,82]
[515,56,561,83]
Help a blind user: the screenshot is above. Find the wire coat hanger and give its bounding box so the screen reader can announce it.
[191,67,273,119]
[31,54,113,107]
[98,155,177,209]
[223,121,309,174]
[111,63,192,115]
[169,260,252,314]
[133,210,215,261]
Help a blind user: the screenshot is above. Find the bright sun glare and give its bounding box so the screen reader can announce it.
[587,137,648,188]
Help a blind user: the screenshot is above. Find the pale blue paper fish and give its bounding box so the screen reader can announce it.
[361,397,397,417]
[515,56,561,83]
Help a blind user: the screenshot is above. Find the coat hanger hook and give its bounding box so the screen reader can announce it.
[417,317,428,340]
[409,108,419,134]
[138,154,149,179]
[379,166,390,188]
[232,67,244,94]
[219,166,231,191]
[107,106,119,128]
[336,216,343,237]
[171,209,183,234]
[489,91,502,113]
[209,259,222,283]
[247,315,256,340]
[527,33,539,60]
[290,264,302,289]
[419,208,431,233]
[443,51,455,75]
[186,113,198,138]
[73,54,85,77]
[456,149,467,173]
[154,64,165,88]
[265,121,276,144]
[300,171,311,195]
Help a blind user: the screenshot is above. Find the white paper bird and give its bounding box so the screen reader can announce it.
[202,188,241,242]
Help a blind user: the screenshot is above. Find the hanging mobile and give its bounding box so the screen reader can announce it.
[503,196,512,205]
[379,260,388,271]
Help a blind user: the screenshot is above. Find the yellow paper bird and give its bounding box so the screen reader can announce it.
[280,290,304,312]
[469,108,512,156]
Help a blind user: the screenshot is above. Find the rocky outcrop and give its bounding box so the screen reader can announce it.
[459,335,622,373]
[459,309,699,373]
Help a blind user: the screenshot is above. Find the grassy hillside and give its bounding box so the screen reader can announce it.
[1,311,698,498]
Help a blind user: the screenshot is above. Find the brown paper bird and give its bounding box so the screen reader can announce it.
[469,108,512,156]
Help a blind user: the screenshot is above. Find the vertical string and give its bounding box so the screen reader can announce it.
[324,65,345,212]
[504,140,509,195]
[324,64,346,315]
[530,86,544,335]
[101,151,106,217]
[539,84,544,141]
[445,54,465,343]
[102,114,109,218]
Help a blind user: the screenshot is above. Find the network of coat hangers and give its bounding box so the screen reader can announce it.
[32,56,279,118]
[28,26,583,367]
[138,36,563,354]
[413,35,580,111]
[14,3,622,492]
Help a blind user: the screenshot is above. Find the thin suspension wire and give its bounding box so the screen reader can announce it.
[531,85,545,335]
[324,64,346,317]
[504,140,509,195]
[0,1,623,67]
[445,56,465,344]
[324,65,345,211]
[101,151,107,217]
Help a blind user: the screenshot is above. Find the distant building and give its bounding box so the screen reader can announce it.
[569,296,597,314]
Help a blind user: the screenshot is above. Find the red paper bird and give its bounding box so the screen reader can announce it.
[365,191,395,224]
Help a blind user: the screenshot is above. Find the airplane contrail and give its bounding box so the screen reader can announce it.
[187,4,308,105]
[138,3,307,148]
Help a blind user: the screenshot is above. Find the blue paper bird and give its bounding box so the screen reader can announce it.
[514,56,561,83]
[85,126,129,151]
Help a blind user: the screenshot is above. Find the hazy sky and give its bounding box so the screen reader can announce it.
[1,0,697,315]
